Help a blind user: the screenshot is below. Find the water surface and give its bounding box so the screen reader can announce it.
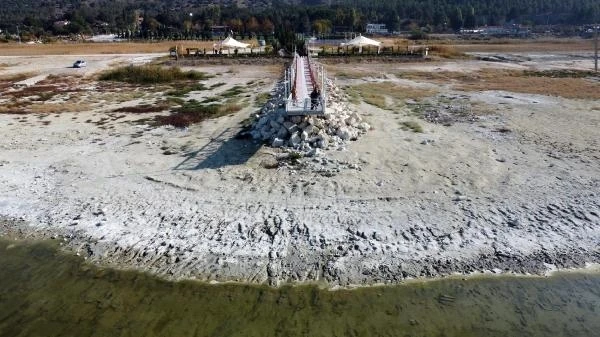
[0,239,598,337]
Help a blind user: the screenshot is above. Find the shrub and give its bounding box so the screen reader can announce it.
[220,85,246,98]
[99,65,209,84]
[166,83,208,97]
[428,45,465,59]
[155,100,242,128]
[522,69,597,78]
[210,82,226,89]
[400,121,424,133]
[255,92,271,107]
[113,103,171,113]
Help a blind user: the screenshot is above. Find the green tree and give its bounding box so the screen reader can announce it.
[449,7,463,31]
[464,6,476,28]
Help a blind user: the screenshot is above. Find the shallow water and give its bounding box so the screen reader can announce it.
[0,239,598,337]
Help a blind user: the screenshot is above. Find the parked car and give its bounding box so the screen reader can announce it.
[73,60,87,68]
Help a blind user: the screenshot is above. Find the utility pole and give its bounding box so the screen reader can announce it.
[16,25,21,44]
[595,24,598,73]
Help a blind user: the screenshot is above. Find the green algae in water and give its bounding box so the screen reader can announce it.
[0,239,599,337]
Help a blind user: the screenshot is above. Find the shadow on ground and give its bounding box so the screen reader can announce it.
[174,128,262,170]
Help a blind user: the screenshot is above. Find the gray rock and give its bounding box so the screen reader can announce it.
[303,124,315,135]
[272,138,285,148]
[307,148,321,157]
[337,127,351,140]
[270,120,281,129]
[276,126,288,139]
[257,117,268,127]
[287,124,299,134]
[358,122,370,131]
[289,132,301,147]
[283,121,294,130]
[261,129,273,140]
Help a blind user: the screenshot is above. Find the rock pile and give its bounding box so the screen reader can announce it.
[249,79,369,155]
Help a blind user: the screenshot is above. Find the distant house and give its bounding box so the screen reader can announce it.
[459,28,483,34]
[53,20,70,27]
[366,23,388,35]
[462,25,530,38]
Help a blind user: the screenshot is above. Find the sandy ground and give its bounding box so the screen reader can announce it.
[0,49,598,287]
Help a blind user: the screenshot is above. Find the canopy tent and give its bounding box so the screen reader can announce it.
[340,34,382,53]
[216,36,250,49]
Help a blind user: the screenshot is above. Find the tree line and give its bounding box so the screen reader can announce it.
[1,0,598,41]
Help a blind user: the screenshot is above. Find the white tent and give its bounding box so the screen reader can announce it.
[217,36,250,49]
[341,34,382,53]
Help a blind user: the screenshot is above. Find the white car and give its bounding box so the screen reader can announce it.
[73,60,87,68]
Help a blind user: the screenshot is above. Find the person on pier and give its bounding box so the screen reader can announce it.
[310,87,321,110]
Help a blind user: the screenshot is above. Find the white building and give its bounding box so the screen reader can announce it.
[366,23,388,35]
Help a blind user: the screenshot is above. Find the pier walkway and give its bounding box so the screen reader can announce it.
[285,53,327,116]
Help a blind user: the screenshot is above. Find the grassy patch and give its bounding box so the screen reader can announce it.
[35,92,57,101]
[166,83,208,97]
[8,85,62,99]
[220,85,246,98]
[113,102,172,113]
[0,72,35,82]
[210,82,226,89]
[279,151,303,165]
[155,100,242,128]
[327,65,368,79]
[254,92,271,107]
[350,82,437,110]
[239,115,257,128]
[99,65,210,84]
[522,69,597,78]
[400,120,424,133]
[201,97,221,104]
[397,69,600,100]
[0,100,91,114]
[201,96,221,104]
[457,70,600,100]
[428,45,465,59]
[165,96,185,106]
[344,86,361,105]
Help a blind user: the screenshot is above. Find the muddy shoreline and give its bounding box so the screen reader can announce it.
[3,192,598,288]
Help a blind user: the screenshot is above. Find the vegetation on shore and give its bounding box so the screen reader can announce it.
[155,100,242,128]
[1,0,598,48]
[99,65,209,85]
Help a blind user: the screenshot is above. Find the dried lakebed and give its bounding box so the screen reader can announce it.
[1,239,599,337]
[0,55,599,287]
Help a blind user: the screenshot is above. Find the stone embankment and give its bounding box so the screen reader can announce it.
[249,79,370,155]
